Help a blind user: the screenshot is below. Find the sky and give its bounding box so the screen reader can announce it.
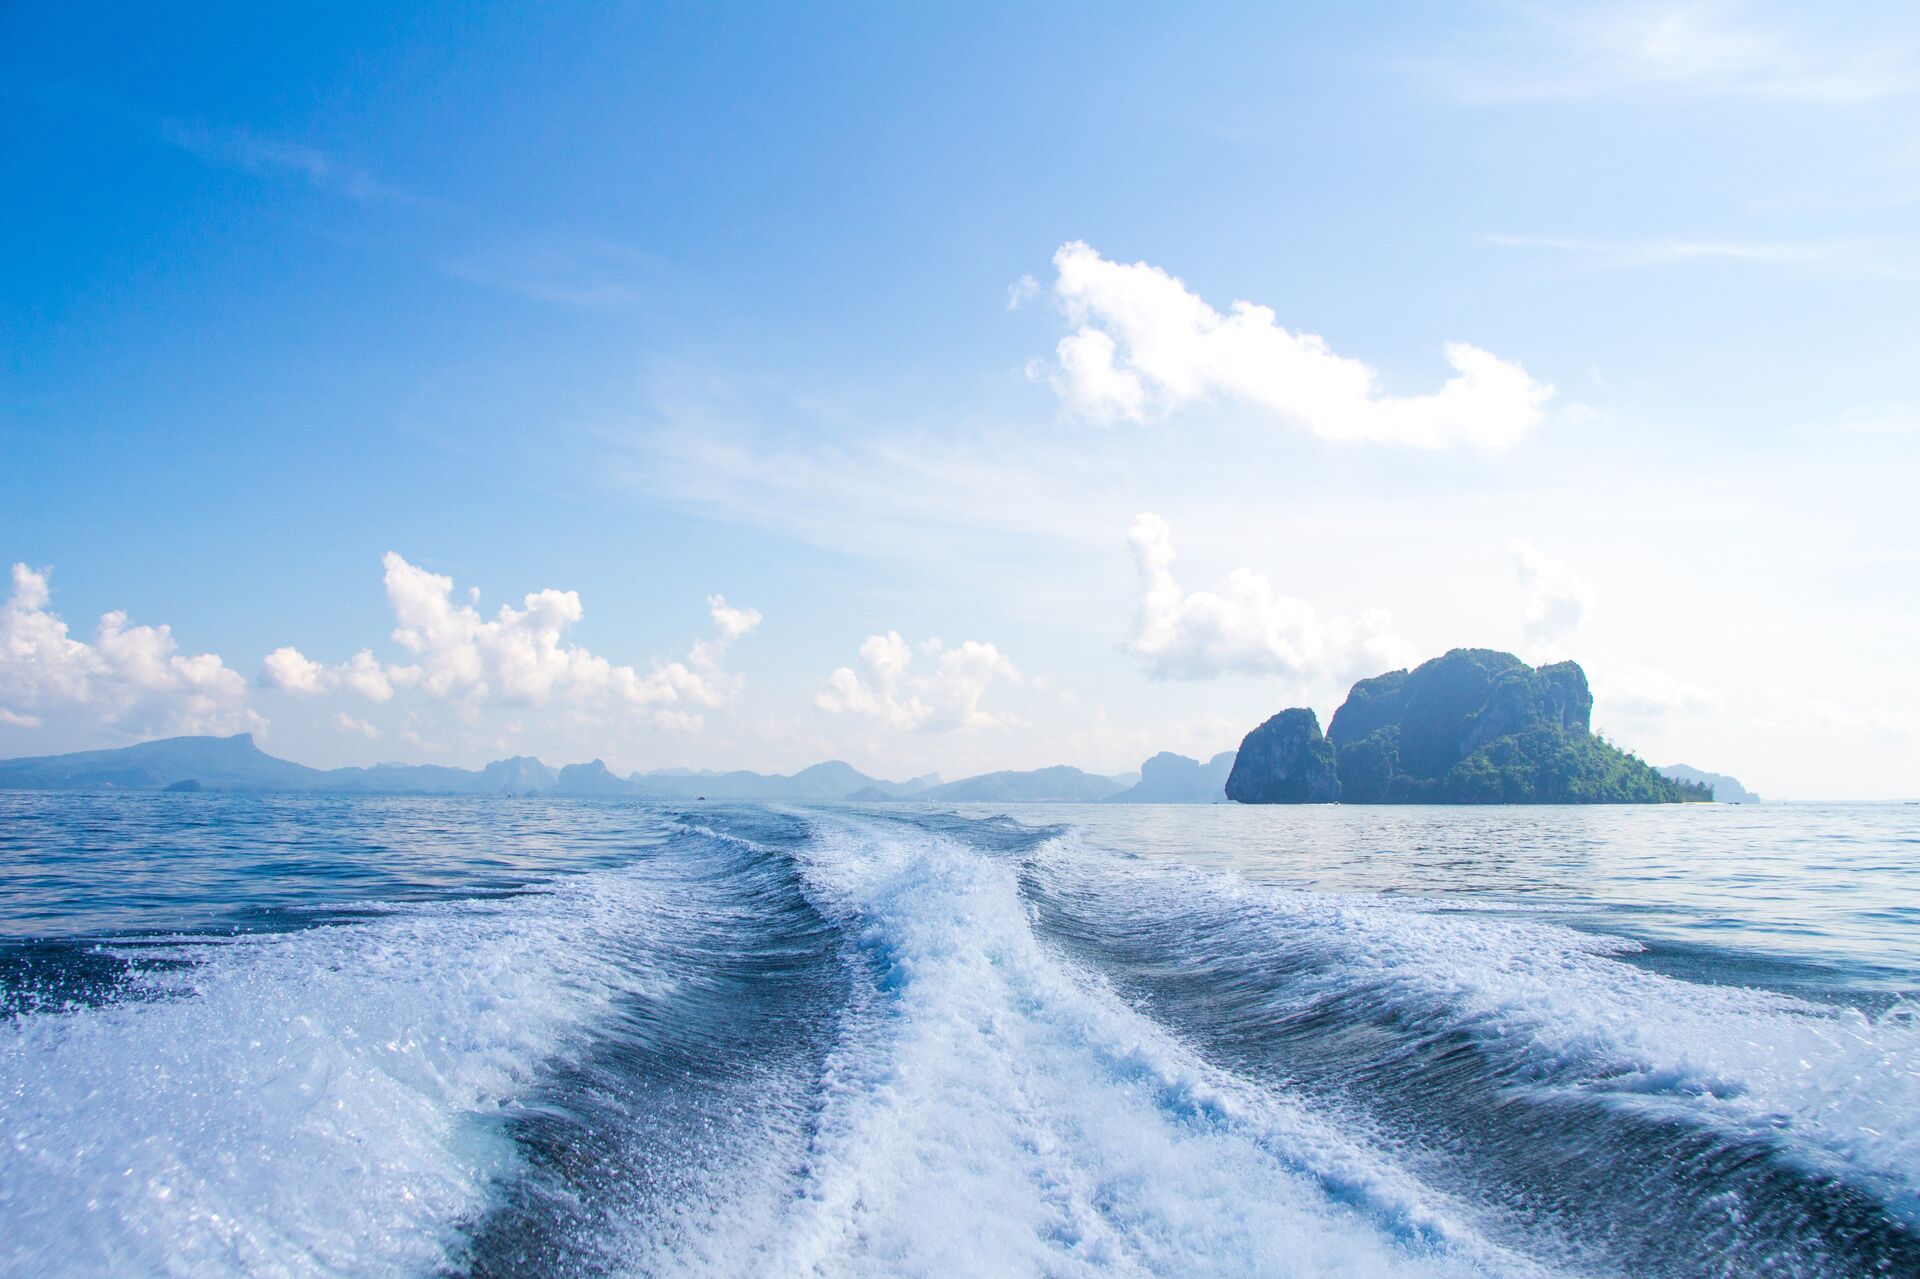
[2,2,1917,798]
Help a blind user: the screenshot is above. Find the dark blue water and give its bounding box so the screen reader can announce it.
[1,792,1915,1276]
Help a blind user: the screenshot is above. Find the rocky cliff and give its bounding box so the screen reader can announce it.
[1231,650,1707,805]
[1225,708,1342,803]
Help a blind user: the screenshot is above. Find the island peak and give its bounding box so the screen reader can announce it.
[1231,650,1708,805]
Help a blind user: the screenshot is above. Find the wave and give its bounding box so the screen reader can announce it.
[0,820,840,1278]
[459,814,853,1278]
[1017,825,1920,1275]
[4,805,1916,1277]
[711,813,1556,1278]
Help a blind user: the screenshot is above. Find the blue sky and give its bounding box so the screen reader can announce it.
[3,2,1917,796]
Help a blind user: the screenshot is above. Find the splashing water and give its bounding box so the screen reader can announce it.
[1,793,1916,1277]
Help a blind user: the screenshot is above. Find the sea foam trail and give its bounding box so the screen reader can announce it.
[0,856,701,1278]
[673,814,1566,1279]
[461,817,856,1279]
[1018,827,1920,1273]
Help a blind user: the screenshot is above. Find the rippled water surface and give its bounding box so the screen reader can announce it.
[1,792,1915,1277]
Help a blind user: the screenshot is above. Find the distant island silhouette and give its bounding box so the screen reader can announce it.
[1655,763,1760,804]
[0,650,1754,805]
[0,732,1138,802]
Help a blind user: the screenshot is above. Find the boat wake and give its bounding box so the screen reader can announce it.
[2,807,1915,1277]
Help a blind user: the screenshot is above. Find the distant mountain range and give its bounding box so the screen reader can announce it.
[859,765,1132,803]
[0,734,330,793]
[0,725,1748,808]
[0,734,1182,803]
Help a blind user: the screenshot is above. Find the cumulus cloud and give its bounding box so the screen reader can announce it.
[816,631,1020,731]
[1127,514,1418,683]
[1,563,259,736]
[1512,540,1594,644]
[265,553,760,729]
[707,598,759,639]
[265,646,399,701]
[260,646,326,696]
[1039,241,1553,449]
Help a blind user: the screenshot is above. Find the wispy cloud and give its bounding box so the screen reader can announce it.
[1486,231,1920,280]
[1487,232,1832,263]
[1803,695,1916,741]
[160,121,423,205]
[1591,659,1720,733]
[1433,2,1920,104]
[442,238,661,307]
[1793,403,1920,436]
[162,117,668,311]
[331,711,381,739]
[631,409,1126,562]
[1512,540,1593,648]
[162,119,663,307]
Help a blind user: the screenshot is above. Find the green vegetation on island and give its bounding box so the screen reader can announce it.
[1227,648,1711,805]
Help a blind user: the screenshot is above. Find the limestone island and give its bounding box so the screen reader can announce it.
[1226,648,1711,804]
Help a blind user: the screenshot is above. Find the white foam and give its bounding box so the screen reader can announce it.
[1034,828,1920,1224]
[0,868,684,1277]
[669,816,1564,1279]
[21,809,1898,1277]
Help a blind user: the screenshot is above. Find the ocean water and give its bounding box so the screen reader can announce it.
[0,794,1916,1277]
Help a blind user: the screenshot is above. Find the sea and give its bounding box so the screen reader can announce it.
[0,793,1916,1278]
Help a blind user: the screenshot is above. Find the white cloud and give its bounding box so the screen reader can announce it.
[702,595,763,646]
[443,237,656,307]
[336,649,399,700]
[0,707,42,728]
[331,712,381,739]
[1487,232,1840,265]
[651,709,705,734]
[1440,2,1920,103]
[1503,546,1717,735]
[1039,241,1553,449]
[266,554,760,729]
[1127,514,1418,683]
[1592,660,1721,731]
[161,122,419,204]
[1485,233,1920,283]
[262,644,400,703]
[816,631,1020,732]
[261,646,325,696]
[1803,697,1916,741]
[1512,540,1594,644]
[1803,403,1920,436]
[637,414,1122,568]
[0,563,259,736]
